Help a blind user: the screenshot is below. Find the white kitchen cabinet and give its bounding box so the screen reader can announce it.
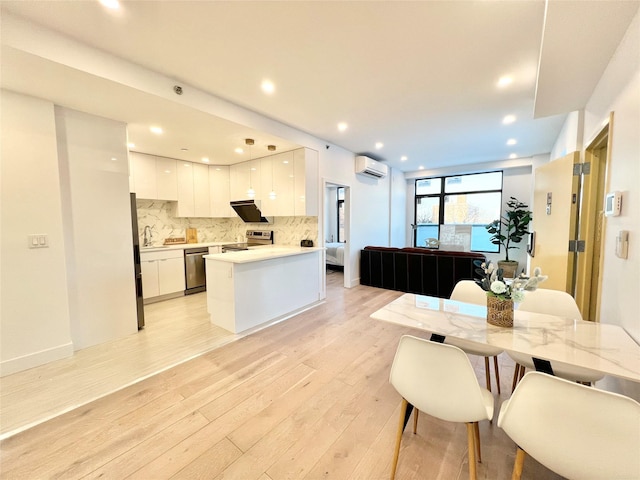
[176,161,212,217]
[294,148,319,216]
[193,163,211,217]
[230,159,261,202]
[229,162,248,201]
[141,249,185,300]
[209,165,234,217]
[130,151,156,199]
[176,161,195,217]
[260,151,294,217]
[130,152,178,201]
[155,156,178,201]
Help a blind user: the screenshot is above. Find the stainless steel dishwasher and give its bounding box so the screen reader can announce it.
[184,247,208,294]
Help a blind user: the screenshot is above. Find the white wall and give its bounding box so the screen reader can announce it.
[0,91,73,375]
[549,110,584,160]
[318,145,395,286]
[582,11,640,342]
[55,107,138,350]
[389,167,408,248]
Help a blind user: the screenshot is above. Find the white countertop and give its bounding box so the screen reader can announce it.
[140,241,233,252]
[204,245,323,264]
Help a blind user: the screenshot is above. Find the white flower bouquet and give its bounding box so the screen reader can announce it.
[474,260,548,302]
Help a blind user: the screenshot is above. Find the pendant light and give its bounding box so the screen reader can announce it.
[268,145,277,200]
[245,138,255,199]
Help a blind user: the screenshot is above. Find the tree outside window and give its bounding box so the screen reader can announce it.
[414,172,502,252]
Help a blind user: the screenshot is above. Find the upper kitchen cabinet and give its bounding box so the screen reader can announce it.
[294,148,319,216]
[230,159,261,202]
[260,151,295,217]
[176,161,211,217]
[209,165,234,217]
[130,151,178,201]
[230,147,317,217]
[155,157,178,200]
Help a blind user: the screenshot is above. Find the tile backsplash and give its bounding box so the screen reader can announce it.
[136,200,318,246]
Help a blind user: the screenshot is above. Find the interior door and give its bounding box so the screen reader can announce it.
[575,118,611,322]
[530,152,580,293]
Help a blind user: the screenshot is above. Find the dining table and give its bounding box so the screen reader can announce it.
[371,293,640,383]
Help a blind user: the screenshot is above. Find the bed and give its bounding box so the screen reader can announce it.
[325,242,345,268]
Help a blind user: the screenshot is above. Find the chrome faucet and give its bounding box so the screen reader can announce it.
[143,225,153,247]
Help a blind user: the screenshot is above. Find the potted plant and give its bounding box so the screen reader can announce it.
[485,197,532,278]
[474,260,547,327]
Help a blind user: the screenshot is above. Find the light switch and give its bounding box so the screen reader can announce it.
[28,234,49,248]
[616,230,629,259]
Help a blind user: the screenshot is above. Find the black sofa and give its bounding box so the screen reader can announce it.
[360,246,486,299]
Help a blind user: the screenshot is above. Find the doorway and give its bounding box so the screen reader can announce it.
[323,180,351,289]
[531,115,613,321]
[574,115,612,321]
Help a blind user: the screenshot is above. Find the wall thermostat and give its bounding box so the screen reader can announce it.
[604,191,622,216]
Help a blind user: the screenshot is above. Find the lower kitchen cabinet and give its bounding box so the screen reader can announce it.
[141,249,185,300]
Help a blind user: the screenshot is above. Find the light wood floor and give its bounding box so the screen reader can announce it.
[1,271,564,479]
[0,291,238,437]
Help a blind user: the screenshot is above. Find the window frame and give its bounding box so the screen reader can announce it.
[337,187,345,243]
[414,171,503,253]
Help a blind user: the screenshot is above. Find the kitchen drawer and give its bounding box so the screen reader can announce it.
[140,249,184,262]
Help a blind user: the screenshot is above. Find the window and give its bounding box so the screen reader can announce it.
[337,187,345,242]
[414,171,502,252]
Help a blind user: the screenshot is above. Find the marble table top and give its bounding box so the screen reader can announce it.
[371,294,640,383]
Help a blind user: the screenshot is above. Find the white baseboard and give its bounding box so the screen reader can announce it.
[0,342,74,377]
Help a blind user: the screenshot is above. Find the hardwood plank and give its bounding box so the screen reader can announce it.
[0,273,566,480]
[83,411,211,480]
[169,437,242,479]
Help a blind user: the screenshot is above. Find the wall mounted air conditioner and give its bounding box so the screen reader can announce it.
[355,156,388,178]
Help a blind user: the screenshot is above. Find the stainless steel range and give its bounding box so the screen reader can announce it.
[221,230,273,252]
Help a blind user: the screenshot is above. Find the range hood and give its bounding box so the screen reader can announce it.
[230,200,272,223]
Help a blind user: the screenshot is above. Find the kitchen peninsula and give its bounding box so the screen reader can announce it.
[204,246,324,333]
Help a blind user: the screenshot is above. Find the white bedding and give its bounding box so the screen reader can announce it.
[325,242,345,266]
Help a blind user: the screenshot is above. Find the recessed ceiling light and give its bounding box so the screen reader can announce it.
[283,160,289,164]
[150,126,163,135]
[110,157,118,162]
[506,138,517,146]
[261,79,275,94]
[235,148,244,154]
[509,153,517,159]
[99,0,120,9]
[127,142,135,149]
[338,122,348,132]
[401,156,408,161]
[503,115,516,125]
[375,142,384,150]
[202,157,210,163]
[181,148,189,152]
[498,76,513,87]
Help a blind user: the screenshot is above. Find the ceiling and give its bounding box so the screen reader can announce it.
[1,1,638,172]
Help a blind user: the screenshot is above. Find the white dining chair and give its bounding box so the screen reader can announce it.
[498,371,640,480]
[447,280,503,394]
[510,288,604,390]
[389,335,494,480]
